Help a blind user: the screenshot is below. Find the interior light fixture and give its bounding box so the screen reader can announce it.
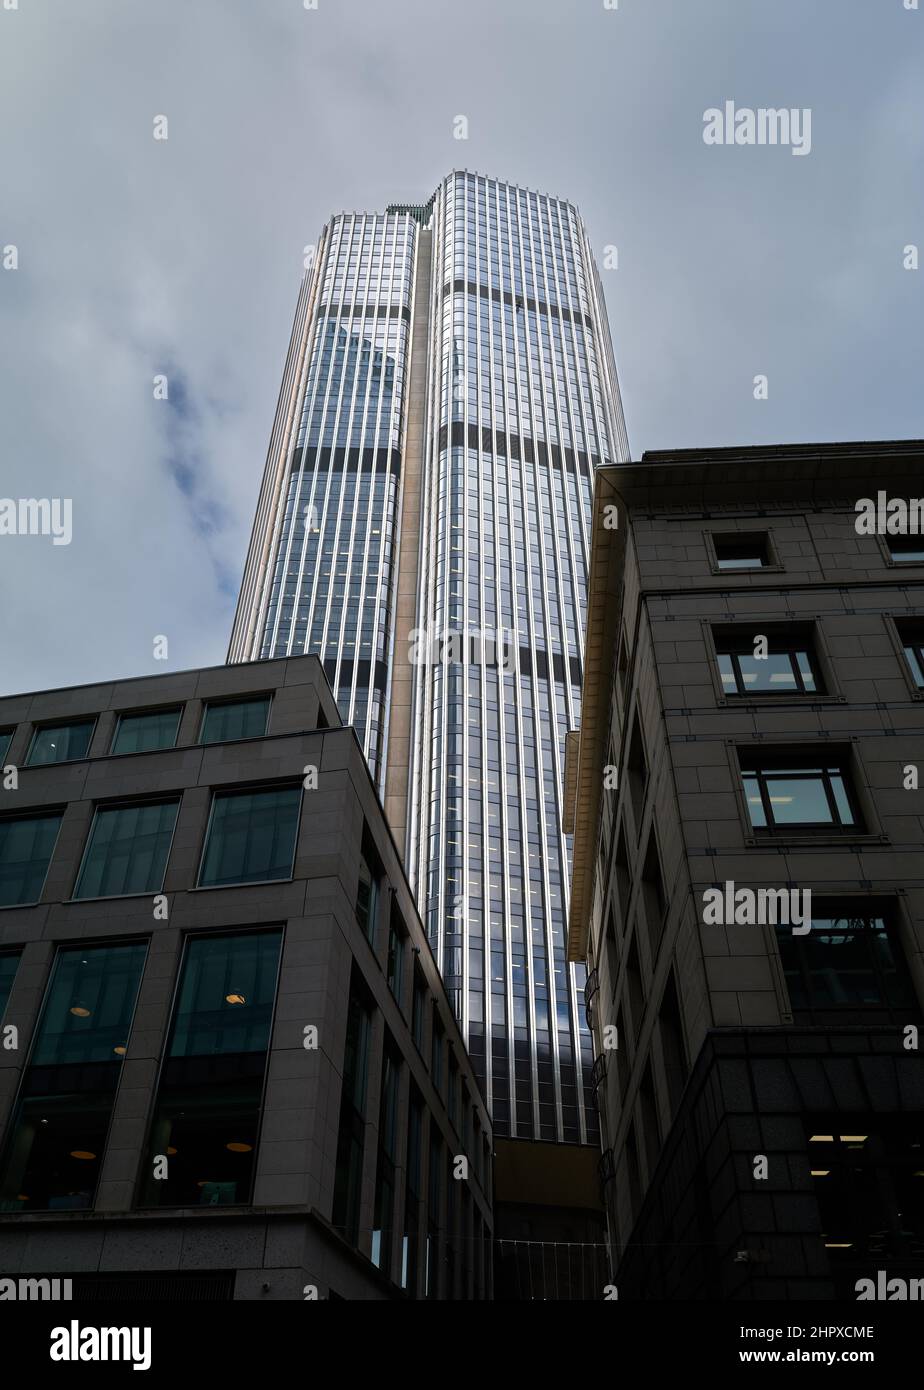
[226,1142,253,1153]
[809,1135,834,1143]
[225,993,246,1006]
[69,1005,91,1018]
[70,1150,96,1161]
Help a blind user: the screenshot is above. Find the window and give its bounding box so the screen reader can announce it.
[711,532,772,570]
[0,810,62,907]
[199,696,269,745]
[74,800,179,899]
[426,1129,442,1299]
[356,834,381,945]
[886,537,924,563]
[141,930,282,1208]
[0,730,12,764]
[777,906,916,1024]
[626,934,644,1041]
[401,1089,423,1295]
[0,942,146,1211]
[332,976,371,1246]
[27,719,95,766]
[897,621,924,689]
[448,1055,459,1131]
[806,1118,924,1276]
[412,969,427,1053]
[431,1016,444,1094]
[739,750,861,832]
[0,953,20,1019]
[641,832,666,964]
[372,1044,400,1274]
[198,786,301,887]
[626,713,647,831]
[715,626,822,696]
[111,708,181,755]
[386,904,406,1006]
[659,971,687,1120]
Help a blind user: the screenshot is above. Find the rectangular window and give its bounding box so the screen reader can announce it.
[897,621,924,689]
[356,835,381,946]
[199,697,269,745]
[0,811,62,907]
[0,953,20,1019]
[887,537,924,563]
[739,751,861,832]
[27,719,95,766]
[371,1044,400,1275]
[711,532,772,570]
[198,787,301,888]
[715,626,821,696]
[426,1129,442,1299]
[777,907,916,1024]
[0,941,147,1211]
[0,731,12,764]
[111,708,181,755]
[401,1089,423,1295]
[332,977,371,1247]
[448,1056,459,1131]
[412,969,427,1053]
[431,1017,444,1094]
[386,905,406,1006]
[75,800,179,899]
[141,929,282,1208]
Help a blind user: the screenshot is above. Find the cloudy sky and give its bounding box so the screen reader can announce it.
[1,0,922,696]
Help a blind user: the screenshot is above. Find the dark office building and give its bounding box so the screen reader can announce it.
[0,654,492,1299]
[565,440,924,1299]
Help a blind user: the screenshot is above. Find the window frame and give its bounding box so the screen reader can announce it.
[712,626,824,698]
[736,748,866,837]
[195,783,303,891]
[0,807,65,909]
[774,902,917,1025]
[71,797,181,902]
[705,527,782,575]
[197,695,272,747]
[109,705,183,757]
[25,718,97,768]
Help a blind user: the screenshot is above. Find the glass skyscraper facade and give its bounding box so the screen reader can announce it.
[229,172,629,1144]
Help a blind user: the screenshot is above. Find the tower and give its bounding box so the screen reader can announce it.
[229,172,629,1146]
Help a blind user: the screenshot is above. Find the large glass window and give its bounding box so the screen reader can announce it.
[111,708,181,755]
[198,787,301,888]
[332,977,370,1246]
[426,1130,442,1299]
[141,930,282,1208]
[715,627,821,696]
[199,697,269,745]
[887,538,924,563]
[26,720,95,766]
[0,730,12,764]
[371,1044,400,1274]
[0,941,147,1211]
[75,800,179,899]
[777,907,916,1024]
[0,953,20,1018]
[0,811,62,907]
[739,752,861,832]
[412,969,427,1053]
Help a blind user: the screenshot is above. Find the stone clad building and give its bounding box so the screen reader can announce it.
[0,654,492,1299]
[566,440,924,1299]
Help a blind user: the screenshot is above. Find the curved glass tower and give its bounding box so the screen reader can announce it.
[229,172,629,1145]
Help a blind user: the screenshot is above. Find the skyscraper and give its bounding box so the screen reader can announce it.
[229,172,629,1148]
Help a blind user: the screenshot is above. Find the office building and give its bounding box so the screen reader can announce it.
[0,655,492,1299]
[566,440,924,1299]
[229,171,630,1162]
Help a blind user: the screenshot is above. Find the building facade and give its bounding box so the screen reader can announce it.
[229,171,630,1149]
[0,655,492,1299]
[566,441,924,1298]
